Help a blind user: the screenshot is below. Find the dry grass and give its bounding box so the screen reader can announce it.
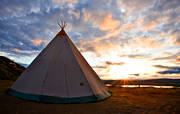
[0,80,180,114]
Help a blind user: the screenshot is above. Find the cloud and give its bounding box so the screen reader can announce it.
[98,13,120,31]
[153,65,170,69]
[175,58,180,62]
[82,8,92,22]
[0,0,33,18]
[105,61,125,65]
[174,56,180,64]
[158,69,180,74]
[136,16,169,32]
[152,52,180,61]
[141,20,159,31]
[12,48,20,53]
[76,38,116,57]
[117,0,150,15]
[92,65,106,69]
[169,30,180,45]
[82,9,120,31]
[130,74,139,76]
[154,65,180,74]
[30,39,48,46]
[129,37,161,49]
[52,0,78,4]
[126,54,151,59]
[68,10,80,19]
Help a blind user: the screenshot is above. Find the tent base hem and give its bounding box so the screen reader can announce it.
[7,88,111,103]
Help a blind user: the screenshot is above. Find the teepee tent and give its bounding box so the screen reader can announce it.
[8,22,111,103]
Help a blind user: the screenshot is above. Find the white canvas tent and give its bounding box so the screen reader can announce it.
[8,24,111,103]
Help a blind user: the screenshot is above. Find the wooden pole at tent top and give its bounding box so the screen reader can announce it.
[58,20,67,29]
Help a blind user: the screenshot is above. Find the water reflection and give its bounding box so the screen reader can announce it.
[106,84,179,88]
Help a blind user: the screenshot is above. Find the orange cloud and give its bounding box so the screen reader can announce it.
[174,56,180,64]
[140,16,169,31]
[98,14,120,31]
[99,22,136,39]
[77,39,115,57]
[130,37,161,48]
[82,9,120,31]
[77,34,162,62]
[30,39,47,46]
[12,48,20,53]
[82,8,106,25]
[169,30,180,45]
[142,21,157,31]
[82,8,92,22]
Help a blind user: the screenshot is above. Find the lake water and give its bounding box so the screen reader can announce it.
[106,84,180,88]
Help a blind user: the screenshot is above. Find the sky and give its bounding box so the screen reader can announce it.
[0,0,180,80]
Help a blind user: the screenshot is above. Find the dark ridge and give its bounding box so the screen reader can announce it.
[0,56,25,81]
[103,78,180,86]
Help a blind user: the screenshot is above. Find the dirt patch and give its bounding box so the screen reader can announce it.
[0,80,180,114]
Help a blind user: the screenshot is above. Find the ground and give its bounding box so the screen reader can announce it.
[0,80,180,114]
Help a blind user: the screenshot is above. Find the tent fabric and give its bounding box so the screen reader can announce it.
[8,29,111,103]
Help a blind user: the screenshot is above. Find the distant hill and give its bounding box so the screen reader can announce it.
[0,56,25,81]
[141,78,180,86]
[18,63,28,68]
[103,78,180,86]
